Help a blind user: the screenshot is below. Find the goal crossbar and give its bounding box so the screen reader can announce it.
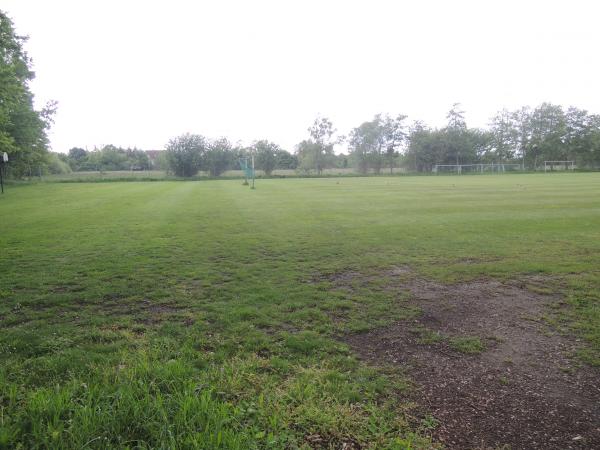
[433,163,522,174]
[543,161,574,172]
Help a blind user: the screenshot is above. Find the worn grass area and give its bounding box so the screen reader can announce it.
[37,167,372,183]
[0,173,599,448]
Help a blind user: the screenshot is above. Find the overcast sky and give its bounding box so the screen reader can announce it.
[1,0,599,153]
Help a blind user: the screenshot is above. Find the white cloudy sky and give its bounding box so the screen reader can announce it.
[1,0,599,152]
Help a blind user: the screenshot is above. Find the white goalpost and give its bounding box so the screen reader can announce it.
[433,163,522,174]
[544,161,574,172]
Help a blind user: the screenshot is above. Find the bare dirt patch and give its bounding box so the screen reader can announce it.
[343,274,600,450]
[310,265,411,291]
[51,283,85,294]
[95,298,189,326]
[304,433,361,449]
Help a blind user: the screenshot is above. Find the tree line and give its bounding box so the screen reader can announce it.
[403,103,600,172]
[164,103,600,177]
[22,102,600,178]
[61,146,152,172]
[346,103,600,173]
[163,136,300,177]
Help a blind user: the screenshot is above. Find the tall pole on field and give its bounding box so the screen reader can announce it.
[0,152,7,194]
[251,154,255,189]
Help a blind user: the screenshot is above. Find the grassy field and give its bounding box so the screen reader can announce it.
[1,174,599,448]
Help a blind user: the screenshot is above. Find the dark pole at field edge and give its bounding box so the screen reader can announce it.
[1,152,8,193]
[251,154,255,189]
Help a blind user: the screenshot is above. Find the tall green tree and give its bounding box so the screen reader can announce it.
[165,134,206,177]
[204,137,233,177]
[406,125,447,172]
[446,103,466,130]
[444,103,469,165]
[382,114,407,174]
[565,108,600,167]
[296,117,338,175]
[406,118,484,172]
[348,114,406,174]
[67,147,88,170]
[510,107,532,167]
[0,11,55,177]
[252,140,280,176]
[275,149,298,170]
[488,109,518,162]
[348,117,382,174]
[45,152,71,174]
[526,103,567,168]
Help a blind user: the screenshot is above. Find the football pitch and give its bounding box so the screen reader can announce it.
[1,173,599,449]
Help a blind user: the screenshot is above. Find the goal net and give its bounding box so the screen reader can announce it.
[544,161,574,172]
[433,163,522,174]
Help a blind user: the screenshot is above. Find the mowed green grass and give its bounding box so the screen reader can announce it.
[1,174,599,449]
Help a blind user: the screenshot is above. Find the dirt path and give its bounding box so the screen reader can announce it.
[344,276,600,450]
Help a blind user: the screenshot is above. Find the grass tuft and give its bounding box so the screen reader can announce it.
[449,336,486,354]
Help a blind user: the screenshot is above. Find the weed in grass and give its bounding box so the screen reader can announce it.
[449,336,486,354]
[411,326,444,345]
[420,415,440,431]
[499,376,510,385]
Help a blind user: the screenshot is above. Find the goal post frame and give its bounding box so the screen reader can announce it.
[543,161,574,172]
[433,163,522,174]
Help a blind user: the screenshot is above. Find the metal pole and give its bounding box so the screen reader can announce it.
[0,153,7,193]
[251,154,255,189]
[243,157,248,185]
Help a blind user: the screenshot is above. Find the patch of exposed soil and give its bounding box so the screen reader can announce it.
[343,275,600,450]
[310,265,411,288]
[51,283,85,294]
[312,270,365,284]
[96,298,187,325]
[304,433,361,450]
